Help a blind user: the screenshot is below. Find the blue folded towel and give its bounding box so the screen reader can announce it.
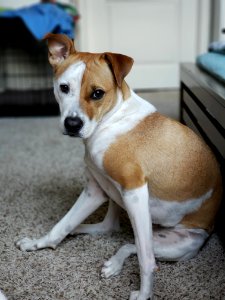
[196,52,225,83]
[0,3,74,40]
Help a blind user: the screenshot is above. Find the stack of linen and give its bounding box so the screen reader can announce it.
[197,39,225,83]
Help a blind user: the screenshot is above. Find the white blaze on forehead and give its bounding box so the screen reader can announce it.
[54,61,86,121]
[53,60,99,138]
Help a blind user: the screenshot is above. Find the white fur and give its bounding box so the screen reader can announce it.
[149,189,213,227]
[71,200,121,235]
[101,226,209,281]
[153,227,209,261]
[54,61,85,124]
[16,169,108,251]
[54,61,98,138]
[122,184,156,299]
[101,244,137,278]
[0,290,7,300]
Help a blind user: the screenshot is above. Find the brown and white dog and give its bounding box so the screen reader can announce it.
[16,34,222,300]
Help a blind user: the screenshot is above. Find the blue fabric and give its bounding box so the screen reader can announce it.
[196,52,225,83]
[0,3,74,40]
[208,41,225,54]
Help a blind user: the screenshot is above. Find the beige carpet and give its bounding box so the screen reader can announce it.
[0,114,225,300]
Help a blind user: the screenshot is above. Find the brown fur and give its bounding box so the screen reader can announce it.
[102,52,134,87]
[44,34,132,119]
[54,52,131,119]
[103,112,222,232]
[79,54,118,120]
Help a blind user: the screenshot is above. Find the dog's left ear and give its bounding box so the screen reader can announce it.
[102,53,134,88]
[44,33,76,69]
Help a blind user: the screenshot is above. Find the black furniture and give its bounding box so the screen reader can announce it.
[180,63,225,241]
[0,18,58,116]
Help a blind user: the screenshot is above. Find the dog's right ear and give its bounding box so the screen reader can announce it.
[44,33,76,69]
[102,52,134,88]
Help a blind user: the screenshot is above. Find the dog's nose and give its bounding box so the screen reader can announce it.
[64,116,84,136]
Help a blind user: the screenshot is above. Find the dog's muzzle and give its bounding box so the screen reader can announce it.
[64,116,84,137]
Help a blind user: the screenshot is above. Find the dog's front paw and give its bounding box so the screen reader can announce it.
[15,236,57,251]
[101,256,123,278]
[15,237,40,251]
[129,290,152,300]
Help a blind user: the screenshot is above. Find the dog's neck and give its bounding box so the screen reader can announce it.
[120,80,131,100]
[100,88,124,125]
[83,87,157,154]
[83,88,124,147]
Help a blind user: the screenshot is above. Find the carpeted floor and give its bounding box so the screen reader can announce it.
[0,113,225,300]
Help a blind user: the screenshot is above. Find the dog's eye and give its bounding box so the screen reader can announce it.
[90,89,105,100]
[60,84,70,94]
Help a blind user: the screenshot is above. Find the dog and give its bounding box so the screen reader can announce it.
[16,33,222,300]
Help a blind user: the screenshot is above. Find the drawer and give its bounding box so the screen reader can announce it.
[183,90,225,158]
[180,64,225,130]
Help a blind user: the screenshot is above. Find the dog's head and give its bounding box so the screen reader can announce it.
[45,33,134,138]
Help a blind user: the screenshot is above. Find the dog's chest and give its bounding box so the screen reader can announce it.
[84,110,147,208]
[85,149,125,208]
[83,116,127,207]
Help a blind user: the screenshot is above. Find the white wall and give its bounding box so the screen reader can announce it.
[0,0,73,8]
[74,0,211,89]
[211,0,225,41]
[0,0,36,8]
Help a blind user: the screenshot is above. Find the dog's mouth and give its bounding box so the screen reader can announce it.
[63,130,81,138]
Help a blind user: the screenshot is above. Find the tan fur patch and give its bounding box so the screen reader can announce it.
[54,52,130,120]
[103,112,222,229]
[79,54,118,120]
[104,160,145,190]
[180,175,222,232]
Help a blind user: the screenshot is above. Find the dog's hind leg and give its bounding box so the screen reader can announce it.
[101,243,137,278]
[153,226,209,261]
[16,169,108,251]
[71,200,121,235]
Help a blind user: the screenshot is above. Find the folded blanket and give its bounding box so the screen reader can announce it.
[0,3,74,40]
[208,41,225,54]
[196,52,225,83]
